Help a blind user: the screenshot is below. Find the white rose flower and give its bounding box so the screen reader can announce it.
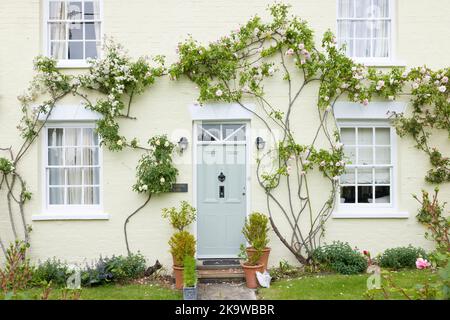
[155,140,160,146]
[142,184,148,191]
[116,139,123,146]
[164,141,169,147]
[215,89,223,97]
[320,161,326,167]
[160,177,165,184]
[438,85,447,93]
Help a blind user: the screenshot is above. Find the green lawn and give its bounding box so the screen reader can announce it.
[4,283,182,300]
[258,270,437,300]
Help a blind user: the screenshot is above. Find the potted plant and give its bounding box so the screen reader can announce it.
[168,231,196,289]
[242,212,271,270]
[240,243,264,289]
[163,201,196,289]
[183,255,197,300]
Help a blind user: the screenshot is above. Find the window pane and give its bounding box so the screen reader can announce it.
[49,168,65,185]
[358,128,373,145]
[341,168,355,184]
[338,0,354,18]
[343,146,356,164]
[375,186,390,203]
[355,39,371,57]
[65,128,81,146]
[51,42,67,59]
[48,148,63,165]
[357,168,373,184]
[375,168,390,184]
[358,186,373,203]
[373,21,390,38]
[67,1,82,20]
[85,41,100,59]
[68,41,83,59]
[223,124,245,141]
[375,128,390,145]
[198,124,221,141]
[49,187,64,204]
[85,22,100,40]
[344,39,354,56]
[82,128,98,146]
[48,128,63,146]
[67,168,82,185]
[84,187,100,204]
[341,128,355,145]
[84,168,100,185]
[50,23,66,40]
[372,38,389,57]
[69,23,83,40]
[373,0,390,17]
[83,147,99,165]
[84,1,100,20]
[49,1,66,20]
[358,146,373,165]
[375,147,391,164]
[65,148,82,165]
[355,0,371,18]
[340,186,355,203]
[338,21,353,39]
[355,21,371,38]
[67,187,82,204]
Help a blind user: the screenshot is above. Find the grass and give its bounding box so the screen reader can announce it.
[258,269,437,300]
[3,283,182,300]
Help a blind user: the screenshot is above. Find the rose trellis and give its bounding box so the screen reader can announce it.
[0,3,448,263]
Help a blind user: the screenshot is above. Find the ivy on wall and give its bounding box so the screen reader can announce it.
[0,3,448,262]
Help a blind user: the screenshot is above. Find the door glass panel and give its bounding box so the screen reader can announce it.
[222,125,246,141]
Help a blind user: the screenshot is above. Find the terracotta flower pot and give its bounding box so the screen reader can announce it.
[246,247,271,270]
[173,265,184,290]
[241,263,264,289]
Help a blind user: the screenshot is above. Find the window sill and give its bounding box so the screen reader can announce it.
[332,210,409,219]
[351,58,407,67]
[56,60,91,69]
[32,213,109,221]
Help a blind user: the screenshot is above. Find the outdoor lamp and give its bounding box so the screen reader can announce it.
[256,137,266,150]
[178,137,189,153]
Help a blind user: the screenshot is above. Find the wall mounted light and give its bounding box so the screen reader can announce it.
[256,137,266,150]
[178,137,189,153]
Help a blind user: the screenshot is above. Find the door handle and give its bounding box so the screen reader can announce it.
[219,186,225,198]
[218,172,226,182]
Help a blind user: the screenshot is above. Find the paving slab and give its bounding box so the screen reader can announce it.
[198,282,256,300]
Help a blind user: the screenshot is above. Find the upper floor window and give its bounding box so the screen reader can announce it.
[44,0,102,66]
[337,0,393,62]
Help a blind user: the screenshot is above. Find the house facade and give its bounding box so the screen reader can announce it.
[0,0,449,268]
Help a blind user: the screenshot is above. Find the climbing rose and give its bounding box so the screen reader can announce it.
[160,177,165,184]
[285,48,294,56]
[438,85,447,93]
[215,89,223,97]
[415,258,431,269]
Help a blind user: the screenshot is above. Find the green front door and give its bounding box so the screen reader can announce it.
[196,124,247,258]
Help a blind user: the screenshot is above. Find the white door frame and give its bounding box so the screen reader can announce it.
[192,120,252,259]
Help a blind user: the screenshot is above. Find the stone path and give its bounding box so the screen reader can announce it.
[198,282,257,300]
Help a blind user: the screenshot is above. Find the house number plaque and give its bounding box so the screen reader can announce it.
[171,183,188,193]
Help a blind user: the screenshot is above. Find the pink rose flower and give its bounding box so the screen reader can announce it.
[415,258,431,270]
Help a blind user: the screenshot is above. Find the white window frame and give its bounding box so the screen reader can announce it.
[336,0,405,66]
[333,119,407,219]
[35,122,107,220]
[42,0,104,68]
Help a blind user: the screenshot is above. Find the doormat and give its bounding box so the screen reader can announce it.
[202,259,240,266]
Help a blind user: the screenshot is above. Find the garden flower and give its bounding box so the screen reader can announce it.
[362,99,369,106]
[215,89,223,97]
[164,141,169,147]
[438,85,447,93]
[324,96,330,101]
[160,177,165,184]
[388,95,395,101]
[298,43,305,50]
[155,140,160,146]
[441,76,448,83]
[300,59,306,65]
[142,184,148,191]
[285,48,294,56]
[116,139,123,146]
[415,258,431,269]
[335,142,344,149]
[320,160,326,167]
[412,82,419,90]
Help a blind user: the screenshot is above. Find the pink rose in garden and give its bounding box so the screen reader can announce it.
[415,258,431,270]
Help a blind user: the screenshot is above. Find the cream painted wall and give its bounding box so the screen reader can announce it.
[0,0,449,268]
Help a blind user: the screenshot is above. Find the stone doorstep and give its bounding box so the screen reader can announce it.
[197,268,245,283]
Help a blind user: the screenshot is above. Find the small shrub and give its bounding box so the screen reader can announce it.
[32,258,73,287]
[169,231,196,267]
[269,259,302,280]
[162,201,196,231]
[81,253,146,286]
[0,241,33,295]
[378,246,428,270]
[312,241,367,275]
[183,256,197,287]
[242,212,270,249]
